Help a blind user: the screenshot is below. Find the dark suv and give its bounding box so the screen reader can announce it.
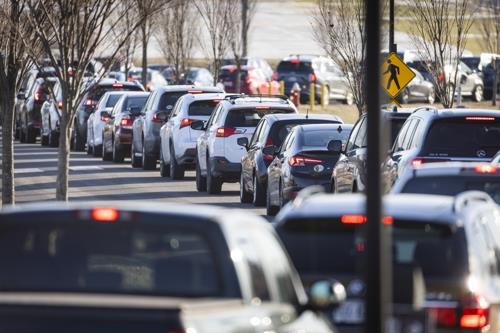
[71,79,144,151]
[332,108,412,193]
[383,107,500,188]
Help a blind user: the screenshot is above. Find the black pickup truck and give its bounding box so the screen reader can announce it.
[0,202,343,333]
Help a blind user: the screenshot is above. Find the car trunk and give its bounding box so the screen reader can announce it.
[290,149,340,180]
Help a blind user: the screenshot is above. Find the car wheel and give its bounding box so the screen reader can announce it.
[130,142,142,168]
[266,182,279,216]
[206,157,222,194]
[473,85,483,102]
[345,92,354,105]
[93,144,102,157]
[142,142,156,170]
[159,148,170,177]
[49,130,59,147]
[102,136,112,161]
[252,173,266,207]
[427,90,435,104]
[195,156,207,192]
[169,144,185,180]
[112,138,124,163]
[239,171,252,203]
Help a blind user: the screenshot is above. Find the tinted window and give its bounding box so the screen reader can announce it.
[188,100,220,116]
[158,92,186,111]
[123,96,148,111]
[422,118,500,158]
[302,129,350,147]
[277,61,313,73]
[389,117,409,145]
[225,109,293,127]
[270,119,341,147]
[88,85,142,103]
[401,176,500,204]
[0,224,221,297]
[219,69,248,81]
[346,118,363,151]
[106,94,122,107]
[353,118,367,148]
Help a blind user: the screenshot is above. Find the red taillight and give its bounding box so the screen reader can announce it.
[430,308,457,327]
[411,158,423,167]
[180,118,193,128]
[91,207,119,223]
[57,101,63,109]
[465,116,495,121]
[85,99,93,107]
[460,294,489,329]
[188,90,203,94]
[288,155,322,166]
[152,113,163,123]
[309,73,317,82]
[475,164,497,174]
[101,115,110,122]
[289,59,300,65]
[34,91,42,102]
[265,137,274,147]
[255,105,270,110]
[120,116,133,127]
[216,127,236,137]
[340,215,393,225]
[112,83,123,88]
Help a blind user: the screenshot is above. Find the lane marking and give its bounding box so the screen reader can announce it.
[69,166,104,171]
[14,168,44,174]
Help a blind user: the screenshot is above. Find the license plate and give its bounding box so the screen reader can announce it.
[224,81,233,87]
[333,300,365,324]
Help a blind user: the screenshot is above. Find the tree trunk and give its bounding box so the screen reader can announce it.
[1,92,15,205]
[493,60,499,106]
[235,57,241,94]
[241,0,249,58]
[141,22,148,87]
[55,113,71,201]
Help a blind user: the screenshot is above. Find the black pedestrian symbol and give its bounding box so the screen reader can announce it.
[384,59,400,90]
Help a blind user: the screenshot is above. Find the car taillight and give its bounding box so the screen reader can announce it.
[430,308,457,327]
[91,207,119,223]
[101,114,110,122]
[216,127,236,137]
[340,215,393,225]
[188,90,202,94]
[411,158,423,167]
[309,73,317,82]
[112,83,123,88]
[180,118,193,128]
[120,116,133,127]
[288,155,322,166]
[475,164,497,174]
[465,116,495,121]
[460,294,489,329]
[152,113,163,123]
[57,101,63,109]
[85,99,93,107]
[34,90,42,102]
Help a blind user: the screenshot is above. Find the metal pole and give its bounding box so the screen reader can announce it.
[365,1,391,333]
[389,0,396,53]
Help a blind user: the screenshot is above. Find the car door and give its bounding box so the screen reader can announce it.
[268,132,292,207]
[334,117,364,193]
[163,98,183,163]
[243,120,265,192]
[199,105,223,173]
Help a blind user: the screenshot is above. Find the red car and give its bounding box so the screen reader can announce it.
[219,65,280,95]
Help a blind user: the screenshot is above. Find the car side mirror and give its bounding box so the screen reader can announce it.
[308,280,346,311]
[327,140,343,154]
[190,120,206,131]
[262,145,277,156]
[17,92,25,100]
[237,137,249,148]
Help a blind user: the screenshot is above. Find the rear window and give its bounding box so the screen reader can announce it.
[422,118,500,158]
[401,176,500,204]
[277,61,313,73]
[225,108,295,127]
[89,85,143,103]
[302,129,351,147]
[270,119,341,147]
[219,69,248,81]
[277,218,467,278]
[188,100,220,116]
[158,92,186,111]
[123,96,148,112]
[106,94,123,107]
[0,224,221,297]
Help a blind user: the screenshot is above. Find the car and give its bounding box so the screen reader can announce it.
[105,71,126,81]
[15,67,57,142]
[276,55,353,105]
[383,107,500,189]
[102,92,150,163]
[239,114,344,207]
[131,85,224,170]
[266,123,353,216]
[193,95,298,194]
[391,162,500,204]
[72,79,144,151]
[128,68,169,91]
[332,108,412,194]
[222,57,275,81]
[218,65,280,95]
[86,91,126,156]
[397,69,435,104]
[40,79,62,147]
[182,67,214,86]
[482,61,500,100]
[159,93,227,179]
[148,64,176,83]
[0,201,343,333]
[274,190,500,333]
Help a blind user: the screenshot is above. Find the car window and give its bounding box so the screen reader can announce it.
[393,119,413,152]
[106,94,122,108]
[188,100,221,117]
[353,117,367,149]
[277,61,313,73]
[402,119,418,150]
[124,96,148,112]
[170,97,184,118]
[280,131,293,154]
[257,120,270,144]
[345,117,364,152]
[112,97,124,116]
[225,109,266,128]
[302,129,351,147]
[250,120,265,147]
[143,91,156,112]
[409,120,423,149]
[158,92,186,112]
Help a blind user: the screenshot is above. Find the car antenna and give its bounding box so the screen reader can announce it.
[305,108,309,119]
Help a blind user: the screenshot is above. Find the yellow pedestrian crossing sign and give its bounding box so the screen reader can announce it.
[381,52,415,99]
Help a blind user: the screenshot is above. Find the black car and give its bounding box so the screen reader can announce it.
[102,92,149,163]
[0,202,342,333]
[266,123,353,216]
[332,108,412,194]
[72,79,144,151]
[482,62,500,100]
[131,85,223,170]
[383,107,500,189]
[238,113,343,207]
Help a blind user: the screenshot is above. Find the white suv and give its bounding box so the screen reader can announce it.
[194,96,298,194]
[159,93,227,179]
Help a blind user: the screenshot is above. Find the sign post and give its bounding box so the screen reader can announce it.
[381,53,415,106]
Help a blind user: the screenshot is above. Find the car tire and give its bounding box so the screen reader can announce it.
[131,142,142,168]
[93,144,102,157]
[473,85,483,102]
[195,156,207,192]
[206,157,222,194]
[112,138,125,163]
[41,134,49,146]
[239,172,252,203]
[142,142,156,170]
[169,144,185,180]
[26,126,36,143]
[252,173,266,207]
[266,184,279,216]
[159,148,170,177]
[102,136,112,161]
[49,130,59,147]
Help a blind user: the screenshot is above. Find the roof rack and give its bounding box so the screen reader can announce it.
[411,106,438,114]
[246,94,290,102]
[453,191,493,213]
[292,185,325,208]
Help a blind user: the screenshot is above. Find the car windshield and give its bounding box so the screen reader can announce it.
[401,176,500,204]
[302,129,351,147]
[461,57,480,70]
[0,223,221,297]
[277,61,313,73]
[158,92,186,111]
[225,108,294,127]
[277,218,467,278]
[188,100,220,116]
[422,118,500,158]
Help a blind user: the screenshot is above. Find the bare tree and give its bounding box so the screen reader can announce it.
[23,0,145,201]
[0,0,42,205]
[113,0,140,79]
[478,0,499,105]
[406,0,475,108]
[312,0,367,115]
[195,0,236,85]
[155,0,197,83]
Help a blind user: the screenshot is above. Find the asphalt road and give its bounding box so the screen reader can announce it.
[0,133,266,217]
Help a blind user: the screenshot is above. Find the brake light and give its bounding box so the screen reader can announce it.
[91,207,119,223]
[34,91,42,102]
[475,164,497,174]
[112,83,123,88]
[57,101,63,109]
[120,116,133,127]
[255,105,270,110]
[341,215,393,225]
[465,116,495,121]
[216,127,236,137]
[288,155,323,166]
[460,294,489,329]
[289,59,300,65]
[180,118,193,128]
[309,73,317,82]
[152,113,163,123]
[85,99,93,107]
[188,90,203,94]
[411,158,423,167]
